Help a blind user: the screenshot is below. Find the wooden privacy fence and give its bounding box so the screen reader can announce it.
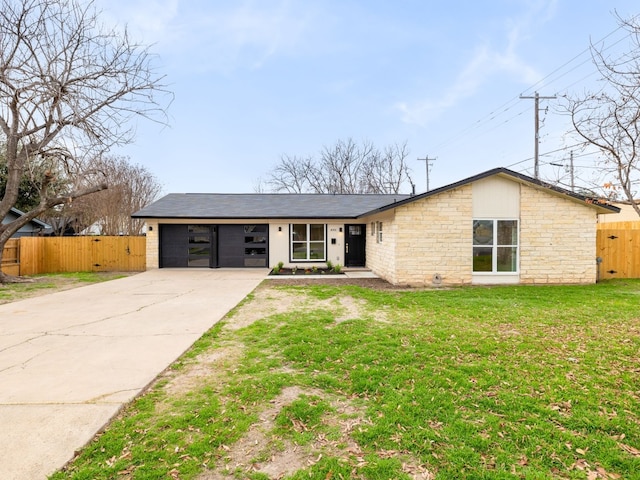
[1,239,20,276]
[597,221,640,280]
[1,236,146,276]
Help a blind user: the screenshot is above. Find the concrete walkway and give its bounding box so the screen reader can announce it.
[0,269,268,480]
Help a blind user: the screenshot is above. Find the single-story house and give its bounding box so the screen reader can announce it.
[598,200,640,223]
[2,207,52,238]
[133,167,620,286]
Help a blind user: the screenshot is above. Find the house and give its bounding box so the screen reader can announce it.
[133,167,620,286]
[598,201,640,223]
[2,207,51,238]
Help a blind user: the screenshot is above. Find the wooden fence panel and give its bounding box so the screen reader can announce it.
[598,221,640,230]
[3,236,145,276]
[597,228,640,280]
[0,238,20,276]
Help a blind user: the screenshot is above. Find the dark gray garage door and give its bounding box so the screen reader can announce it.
[159,224,268,268]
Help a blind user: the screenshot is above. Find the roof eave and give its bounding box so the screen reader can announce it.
[358,167,621,216]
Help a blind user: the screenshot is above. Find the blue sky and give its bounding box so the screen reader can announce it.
[95,0,640,194]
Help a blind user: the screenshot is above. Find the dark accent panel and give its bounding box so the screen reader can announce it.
[218,225,245,267]
[160,224,189,267]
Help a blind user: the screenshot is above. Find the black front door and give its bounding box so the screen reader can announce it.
[345,224,366,267]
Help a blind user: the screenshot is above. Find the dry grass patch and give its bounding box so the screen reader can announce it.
[228,283,387,332]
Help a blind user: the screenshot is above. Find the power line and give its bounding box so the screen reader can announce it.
[429,19,633,157]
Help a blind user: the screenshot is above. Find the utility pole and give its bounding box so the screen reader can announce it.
[550,150,575,192]
[569,150,574,192]
[417,155,436,191]
[520,91,556,179]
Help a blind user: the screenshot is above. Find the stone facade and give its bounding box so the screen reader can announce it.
[365,180,601,286]
[366,185,473,287]
[363,212,397,283]
[144,220,160,268]
[519,184,597,284]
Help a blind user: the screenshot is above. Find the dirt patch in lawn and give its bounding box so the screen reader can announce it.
[161,344,245,398]
[226,282,387,331]
[158,282,431,479]
[196,384,432,480]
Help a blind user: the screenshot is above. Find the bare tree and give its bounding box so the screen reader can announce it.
[66,156,162,235]
[361,142,413,194]
[265,139,413,194]
[264,154,314,193]
[0,0,169,282]
[562,15,640,217]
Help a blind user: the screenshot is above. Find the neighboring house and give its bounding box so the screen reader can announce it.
[598,201,640,223]
[133,167,620,286]
[2,207,51,238]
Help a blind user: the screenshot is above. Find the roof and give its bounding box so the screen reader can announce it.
[133,193,412,219]
[133,167,620,220]
[3,207,51,229]
[359,167,621,216]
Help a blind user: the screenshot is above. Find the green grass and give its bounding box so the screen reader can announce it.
[50,280,640,479]
[0,271,131,304]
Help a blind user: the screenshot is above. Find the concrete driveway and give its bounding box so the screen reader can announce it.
[0,268,268,480]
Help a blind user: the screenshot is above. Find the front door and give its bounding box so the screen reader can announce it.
[345,224,366,267]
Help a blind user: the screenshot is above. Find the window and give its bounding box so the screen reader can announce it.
[377,221,383,243]
[291,224,326,261]
[370,222,375,236]
[187,225,211,267]
[472,220,518,273]
[243,225,268,267]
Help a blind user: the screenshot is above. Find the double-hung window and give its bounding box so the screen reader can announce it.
[472,220,518,273]
[291,224,326,261]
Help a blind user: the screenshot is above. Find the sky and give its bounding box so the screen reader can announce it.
[94,0,640,195]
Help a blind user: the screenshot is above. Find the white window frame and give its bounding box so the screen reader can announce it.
[377,221,383,243]
[472,219,519,274]
[290,224,326,262]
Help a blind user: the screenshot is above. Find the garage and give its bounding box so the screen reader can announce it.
[159,224,268,268]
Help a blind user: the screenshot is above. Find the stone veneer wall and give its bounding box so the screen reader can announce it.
[519,185,597,283]
[145,220,159,269]
[364,211,398,284]
[367,185,473,286]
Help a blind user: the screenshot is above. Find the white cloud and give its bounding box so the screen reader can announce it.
[94,0,317,72]
[395,2,555,127]
[95,0,179,41]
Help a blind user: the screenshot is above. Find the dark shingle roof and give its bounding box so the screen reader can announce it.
[133,168,621,219]
[133,193,412,219]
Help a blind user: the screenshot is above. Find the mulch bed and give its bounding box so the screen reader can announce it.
[265,274,410,290]
[270,267,341,276]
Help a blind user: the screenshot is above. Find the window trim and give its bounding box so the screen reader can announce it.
[289,223,327,262]
[472,219,519,274]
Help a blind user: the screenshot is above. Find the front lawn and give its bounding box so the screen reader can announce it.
[0,272,132,304]
[52,280,640,479]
